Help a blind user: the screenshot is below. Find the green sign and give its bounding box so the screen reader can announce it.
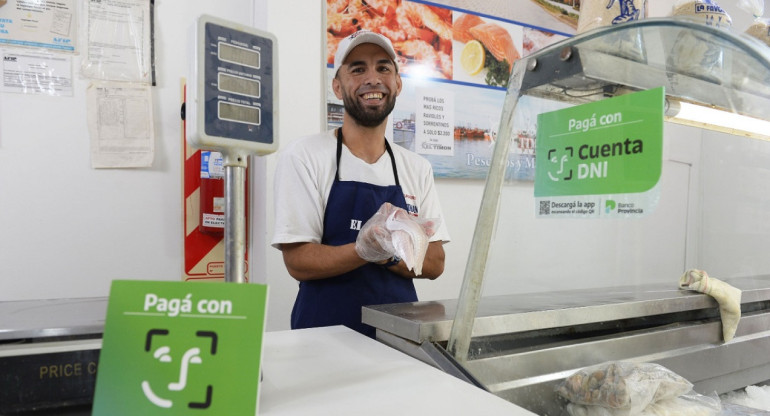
[93,280,268,416]
[535,87,663,197]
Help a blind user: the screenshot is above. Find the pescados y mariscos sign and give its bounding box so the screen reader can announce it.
[534,87,664,218]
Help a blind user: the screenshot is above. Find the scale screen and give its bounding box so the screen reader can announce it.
[188,15,278,155]
[218,73,260,98]
[220,102,260,125]
[219,42,260,68]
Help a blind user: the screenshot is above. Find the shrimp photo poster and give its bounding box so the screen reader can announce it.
[325,0,578,180]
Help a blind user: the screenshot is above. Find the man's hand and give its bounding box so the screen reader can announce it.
[355,202,400,263]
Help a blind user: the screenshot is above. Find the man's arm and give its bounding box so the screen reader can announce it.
[385,241,445,280]
[280,241,368,281]
[281,240,445,281]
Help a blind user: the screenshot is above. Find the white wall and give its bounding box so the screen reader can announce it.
[0,0,259,300]
[699,130,770,277]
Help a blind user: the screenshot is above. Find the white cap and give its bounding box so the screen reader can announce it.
[333,30,398,76]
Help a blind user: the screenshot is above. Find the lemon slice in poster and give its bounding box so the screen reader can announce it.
[460,40,485,76]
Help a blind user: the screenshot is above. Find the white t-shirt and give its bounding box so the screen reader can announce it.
[271,130,450,248]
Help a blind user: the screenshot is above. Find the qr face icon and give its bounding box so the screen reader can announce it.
[140,329,218,409]
[546,146,574,182]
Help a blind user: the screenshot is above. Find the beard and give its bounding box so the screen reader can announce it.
[340,88,397,128]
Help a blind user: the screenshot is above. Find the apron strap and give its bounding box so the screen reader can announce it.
[335,128,343,182]
[384,140,400,187]
[335,128,400,187]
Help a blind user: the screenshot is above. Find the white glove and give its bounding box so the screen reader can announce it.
[355,203,400,263]
[679,269,742,342]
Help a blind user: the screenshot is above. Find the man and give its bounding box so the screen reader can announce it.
[272,30,450,338]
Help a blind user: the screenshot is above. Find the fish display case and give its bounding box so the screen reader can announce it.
[363,18,770,415]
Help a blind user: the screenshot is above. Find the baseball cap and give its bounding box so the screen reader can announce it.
[333,30,398,76]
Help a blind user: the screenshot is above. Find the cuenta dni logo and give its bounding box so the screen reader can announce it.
[546,138,643,183]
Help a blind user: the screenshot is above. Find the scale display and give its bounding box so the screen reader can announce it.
[188,15,278,155]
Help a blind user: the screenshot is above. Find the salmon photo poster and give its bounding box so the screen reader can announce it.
[325,0,577,180]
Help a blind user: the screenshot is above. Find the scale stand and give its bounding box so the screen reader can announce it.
[187,15,278,283]
[223,151,248,282]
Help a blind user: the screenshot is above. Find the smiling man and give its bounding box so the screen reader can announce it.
[271,30,450,338]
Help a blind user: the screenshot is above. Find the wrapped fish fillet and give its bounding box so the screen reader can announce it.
[384,208,438,276]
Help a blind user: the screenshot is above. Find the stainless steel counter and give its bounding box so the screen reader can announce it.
[363,275,770,415]
[0,297,107,341]
[364,275,770,343]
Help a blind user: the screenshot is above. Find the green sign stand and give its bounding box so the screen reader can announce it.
[535,87,664,218]
[92,280,268,415]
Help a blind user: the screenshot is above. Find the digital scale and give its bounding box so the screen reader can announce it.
[0,16,278,413]
[187,14,278,156]
[186,15,278,283]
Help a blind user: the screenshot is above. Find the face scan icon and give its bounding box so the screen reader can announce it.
[140,329,218,409]
[547,147,574,182]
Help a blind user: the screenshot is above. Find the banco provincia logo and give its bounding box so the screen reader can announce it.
[141,329,218,409]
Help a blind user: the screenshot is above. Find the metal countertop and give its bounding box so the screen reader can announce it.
[363,275,770,343]
[0,297,107,341]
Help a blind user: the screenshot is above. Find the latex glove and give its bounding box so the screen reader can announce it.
[679,269,742,342]
[355,203,401,263]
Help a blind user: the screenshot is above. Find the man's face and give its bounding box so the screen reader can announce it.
[333,43,402,128]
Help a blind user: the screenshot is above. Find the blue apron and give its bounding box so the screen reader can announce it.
[290,129,418,338]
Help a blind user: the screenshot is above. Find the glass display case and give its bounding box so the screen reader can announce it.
[363,18,770,415]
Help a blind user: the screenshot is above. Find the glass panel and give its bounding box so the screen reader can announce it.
[448,18,770,415]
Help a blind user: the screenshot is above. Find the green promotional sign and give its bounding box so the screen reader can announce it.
[93,280,268,416]
[535,87,664,198]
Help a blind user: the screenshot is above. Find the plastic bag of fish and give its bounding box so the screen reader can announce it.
[556,361,721,416]
[567,395,722,416]
[355,202,439,276]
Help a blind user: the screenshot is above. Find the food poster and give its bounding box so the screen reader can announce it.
[325,0,576,180]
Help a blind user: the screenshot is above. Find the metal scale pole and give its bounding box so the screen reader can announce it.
[223,151,248,283]
[187,15,277,283]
